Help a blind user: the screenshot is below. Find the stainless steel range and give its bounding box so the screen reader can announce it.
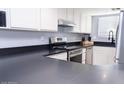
[49,37,83,63]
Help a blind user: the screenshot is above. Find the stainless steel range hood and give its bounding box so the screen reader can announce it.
[58,19,76,27]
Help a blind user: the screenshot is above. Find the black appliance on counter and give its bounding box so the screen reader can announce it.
[49,37,83,63]
[82,35,91,42]
[0,11,6,27]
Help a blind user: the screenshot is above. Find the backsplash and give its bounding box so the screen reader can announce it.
[0,29,86,48]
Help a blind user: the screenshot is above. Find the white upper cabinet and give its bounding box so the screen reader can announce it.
[73,9,81,33]
[81,14,92,34]
[58,8,82,33]
[85,15,92,33]
[58,8,74,21]
[81,15,87,33]
[9,8,58,31]
[66,8,74,22]
[10,8,40,30]
[58,8,67,20]
[40,8,58,31]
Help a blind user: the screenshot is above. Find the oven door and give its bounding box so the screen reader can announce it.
[67,48,83,63]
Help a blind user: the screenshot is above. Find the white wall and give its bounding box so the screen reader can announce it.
[0,29,83,48]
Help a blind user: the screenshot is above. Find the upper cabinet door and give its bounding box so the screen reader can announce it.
[58,8,67,20]
[73,9,81,33]
[10,8,40,30]
[40,8,58,31]
[67,8,74,22]
[86,15,92,33]
[81,14,92,34]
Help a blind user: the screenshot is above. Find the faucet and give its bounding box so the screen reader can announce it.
[108,30,115,44]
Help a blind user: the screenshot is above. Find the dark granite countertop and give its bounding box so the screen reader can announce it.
[94,41,116,47]
[0,47,124,84]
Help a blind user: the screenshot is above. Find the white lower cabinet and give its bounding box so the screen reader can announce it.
[85,47,93,64]
[93,46,115,65]
[47,52,67,61]
[82,47,93,65]
[82,48,86,64]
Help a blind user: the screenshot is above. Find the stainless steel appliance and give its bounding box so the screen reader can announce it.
[50,37,67,44]
[67,48,83,63]
[0,11,6,27]
[58,19,76,27]
[115,11,124,63]
[49,37,83,63]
